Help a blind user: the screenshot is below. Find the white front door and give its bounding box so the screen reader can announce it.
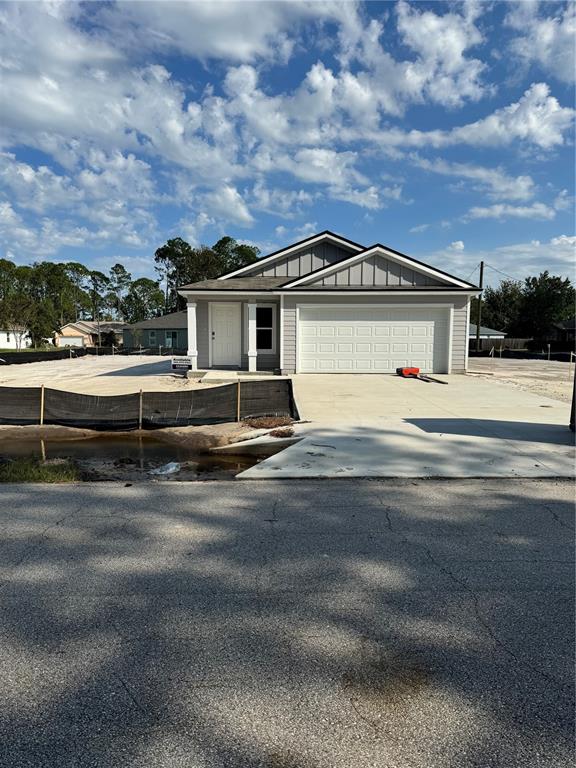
[211,303,242,366]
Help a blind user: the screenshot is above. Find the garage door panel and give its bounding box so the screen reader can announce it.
[299,307,449,374]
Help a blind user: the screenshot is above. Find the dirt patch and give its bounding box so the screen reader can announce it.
[269,427,295,438]
[469,358,574,403]
[243,416,293,429]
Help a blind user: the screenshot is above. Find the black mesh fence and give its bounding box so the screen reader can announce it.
[0,380,299,430]
[0,349,87,365]
[239,379,300,420]
[0,387,43,425]
[43,390,140,431]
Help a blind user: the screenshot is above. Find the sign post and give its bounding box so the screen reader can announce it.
[171,355,193,372]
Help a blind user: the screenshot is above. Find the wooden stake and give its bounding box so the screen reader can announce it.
[236,380,241,422]
[40,384,45,426]
[138,389,143,431]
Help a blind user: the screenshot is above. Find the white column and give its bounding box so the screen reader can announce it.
[247,302,257,372]
[186,301,198,369]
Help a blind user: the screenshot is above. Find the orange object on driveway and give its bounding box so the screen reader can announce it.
[396,367,420,378]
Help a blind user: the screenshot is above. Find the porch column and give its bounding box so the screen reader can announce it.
[186,301,198,370]
[247,302,257,372]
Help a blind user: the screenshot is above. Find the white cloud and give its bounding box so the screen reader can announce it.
[465,202,556,221]
[409,224,429,233]
[430,234,576,283]
[374,83,574,150]
[204,186,254,226]
[506,1,576,84]
[448,240,465,251]
[411,156,535,201]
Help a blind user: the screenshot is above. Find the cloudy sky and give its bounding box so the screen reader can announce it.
[0,0,574,285]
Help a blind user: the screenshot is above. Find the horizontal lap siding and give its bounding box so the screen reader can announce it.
[282,295,470,374]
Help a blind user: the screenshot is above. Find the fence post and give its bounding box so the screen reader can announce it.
[138,389,143,431]
[236,380,241,422]
[40,384,45,426]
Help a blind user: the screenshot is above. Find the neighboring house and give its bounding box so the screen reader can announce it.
[178,230,480,374]
[55,320,126,348]
[123,311,188,350]
[0,326,32,350]
[550,317,576,345]
[468,324,506,340]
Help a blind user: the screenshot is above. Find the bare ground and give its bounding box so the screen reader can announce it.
[468,357,574,403]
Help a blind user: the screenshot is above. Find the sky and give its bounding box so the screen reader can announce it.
[0,0,574,288]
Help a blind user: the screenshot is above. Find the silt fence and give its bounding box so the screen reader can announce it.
[0,380,299,430]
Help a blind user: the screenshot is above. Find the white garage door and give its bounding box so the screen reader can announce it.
[60,336,84,347]
[298,307,450,373]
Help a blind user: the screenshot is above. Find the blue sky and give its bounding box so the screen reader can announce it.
[0,0,574,286]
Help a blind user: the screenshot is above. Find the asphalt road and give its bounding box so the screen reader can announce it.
[0,480,573,768]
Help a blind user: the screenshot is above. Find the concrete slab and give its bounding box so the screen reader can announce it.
[240,374,574,479]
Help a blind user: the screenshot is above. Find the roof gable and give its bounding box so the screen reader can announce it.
[217,231,364,280]
[283,244,477,289]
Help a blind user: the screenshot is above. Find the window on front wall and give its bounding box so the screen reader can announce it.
[165,330,178,347]
[149,330,156,344]
[256,306,275,353]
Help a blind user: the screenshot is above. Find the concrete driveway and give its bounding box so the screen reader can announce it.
[0,480,573,768]
[240,374,574,478]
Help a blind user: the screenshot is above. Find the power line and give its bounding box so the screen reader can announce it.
[484,263,521,282]
[464,263,480,282]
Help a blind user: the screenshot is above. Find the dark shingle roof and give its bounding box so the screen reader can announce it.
[127,311,187,330]
[180,277,288,290]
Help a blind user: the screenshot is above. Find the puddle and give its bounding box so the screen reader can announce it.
[0,435,258,481]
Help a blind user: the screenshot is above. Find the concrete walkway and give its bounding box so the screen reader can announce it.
[240,374,574,478]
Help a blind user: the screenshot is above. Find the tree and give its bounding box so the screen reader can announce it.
[212,236,259,273]
[471,280,524,334]
[0,294,35,349]
[64,262,91,321]
[121,278,165,324]
[108,263,132,320]
[154,238,222,311]
[517,271,576,338]
[154,235,261,312]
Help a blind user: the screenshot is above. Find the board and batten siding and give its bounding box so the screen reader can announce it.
[195,299,280,370]
[281,294,470,374]
[310,254,446,287]
[245,242,355,278]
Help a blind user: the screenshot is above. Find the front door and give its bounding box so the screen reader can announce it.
[211,303,242,367]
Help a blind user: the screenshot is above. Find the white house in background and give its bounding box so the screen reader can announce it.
[177,230,481,374]
[0,326,32,350]
[468,324,506,340]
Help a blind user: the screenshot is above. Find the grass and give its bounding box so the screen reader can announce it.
[0,457,81,483]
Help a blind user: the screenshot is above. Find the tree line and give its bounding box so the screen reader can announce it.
[0,236,259,347]
[471,271,575,340]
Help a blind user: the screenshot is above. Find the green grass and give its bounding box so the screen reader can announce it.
[0,457,81,483]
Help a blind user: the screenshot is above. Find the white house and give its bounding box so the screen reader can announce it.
[0,326,31,350]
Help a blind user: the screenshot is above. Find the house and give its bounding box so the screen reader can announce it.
[0,326,31,350]
[178,230,480,374]
[55,320,126,348]
[123,311,187,351]
[550,317,575,345]
[468,324,506,340]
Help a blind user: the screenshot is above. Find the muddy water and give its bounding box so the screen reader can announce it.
[0,435,258,480]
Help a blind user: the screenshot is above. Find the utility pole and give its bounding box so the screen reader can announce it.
[475,260,484,353]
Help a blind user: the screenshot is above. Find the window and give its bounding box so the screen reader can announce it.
[6,333,10,342]
[256,306,275,352]
[149,330,156,344]
[165,330,178,348]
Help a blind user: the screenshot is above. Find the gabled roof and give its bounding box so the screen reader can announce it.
[217,230,365,280]
[127,311,187,330]
[282,243,478,290]
[468,324,506,337]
